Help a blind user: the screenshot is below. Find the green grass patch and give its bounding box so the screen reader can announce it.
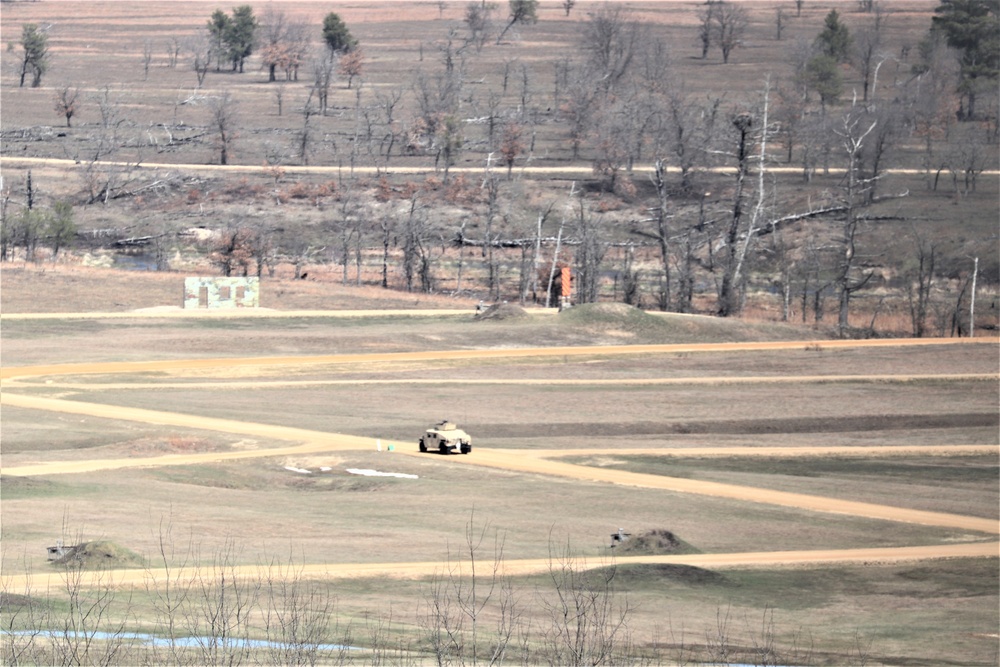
[0,475,101,498]
[581,557,1000,614]
[575,454,999,486]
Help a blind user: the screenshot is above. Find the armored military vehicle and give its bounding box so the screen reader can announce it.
[419,421,472,455]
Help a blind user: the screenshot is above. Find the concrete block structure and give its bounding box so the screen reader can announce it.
[184,277,259,309]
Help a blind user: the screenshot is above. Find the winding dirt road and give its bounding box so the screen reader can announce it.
[2,335,998,587]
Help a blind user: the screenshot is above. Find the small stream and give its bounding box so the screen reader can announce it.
[2,629,357,652]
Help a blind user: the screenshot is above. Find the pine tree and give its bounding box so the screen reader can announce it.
[322,12,356,53]
[816,9,852,62]
[931,0,999,118]
[18,23,49,88]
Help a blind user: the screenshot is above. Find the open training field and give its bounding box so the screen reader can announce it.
[1,0,999,663]
[2,266,999,665]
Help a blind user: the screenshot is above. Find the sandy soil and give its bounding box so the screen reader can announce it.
[2,336,997,590]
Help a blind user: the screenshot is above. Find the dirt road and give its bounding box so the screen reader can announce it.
[3,391,996,533]
[4,155,998,178]
[3,335,995,382]
[2,337,997,587]
[5,543,997,595]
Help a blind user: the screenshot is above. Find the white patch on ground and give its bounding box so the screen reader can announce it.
[284,466,312,474]
[346,468,418,479]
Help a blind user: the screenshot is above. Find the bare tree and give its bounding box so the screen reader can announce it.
[539,538,635,665]
[854,15,887,104]
[261,555,346,666]
[376,86,404,166]
[717,79,778,317]
[338,47,365,89]
[641,159,675,311]
[944,121,992,195]
[423,513,520,665]
[833,102,879,336]
[713,1,749,64]
[697,2,716,59]
[212,224,253,276]
[582,3,641,94]
[665,86,722,193]
[166,36,181,67]
[476,169,506,300]
[464,1,496,52]
[298,89,317,165]
[401,188,429,292]
[79,86,144,204]
[261,5,289,82]
[312,51,336,117]
[562,72,597,160]
[716,111,754,316]
[378,213,396,289]
[499,120,524,178]
[572,197,607,304]
[183,538,261,666]
[436,115,464,183]
[143,513,193,664]
[906,229,936,337]
[189,31,213,87]
[330,184,362,285]
[142,39,154,80]
[261,7,309,83]
[706,606,735,665]
[208,90,238,165]
[590,92,638,193]
[53,86,79,127]
[247,223,277,277]
[53,557,138,666]
[496,0,539,44]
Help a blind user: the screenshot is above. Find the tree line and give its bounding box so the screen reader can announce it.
[3,0,997,337]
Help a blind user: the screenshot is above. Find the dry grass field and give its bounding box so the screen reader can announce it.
[1,1,999,664]
[2,265,999,665]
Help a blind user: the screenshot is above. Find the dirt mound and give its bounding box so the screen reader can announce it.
[558,303,667,334]
[50,541,146,570]
[615,529,700,556]
[556,302,827,344]
[475,302,529,321]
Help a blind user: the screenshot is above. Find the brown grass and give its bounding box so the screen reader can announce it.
[2,267,998,663]
[2,2,999,661]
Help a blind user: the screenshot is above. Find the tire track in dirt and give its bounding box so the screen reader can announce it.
[2,395,996,534]
[2,337,997,586]
[459,449,1000,534]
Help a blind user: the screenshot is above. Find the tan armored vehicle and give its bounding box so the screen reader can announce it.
[420,421,472,455]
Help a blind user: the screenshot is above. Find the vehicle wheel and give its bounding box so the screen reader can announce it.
[440,443,449,455]
[419,439,427,453]
[461,446,471,455]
